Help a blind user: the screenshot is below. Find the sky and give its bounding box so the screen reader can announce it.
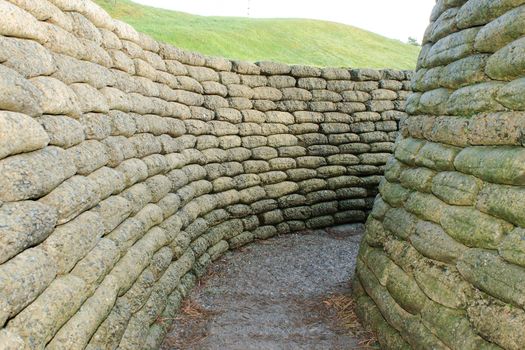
[133,0,436,43]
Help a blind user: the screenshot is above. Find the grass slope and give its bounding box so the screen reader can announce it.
[94,0,420,69]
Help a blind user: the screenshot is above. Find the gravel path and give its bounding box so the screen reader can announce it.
[161,224,364,350]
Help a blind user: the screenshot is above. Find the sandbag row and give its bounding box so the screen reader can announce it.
[356,1,525,349]
[0,0,409,348]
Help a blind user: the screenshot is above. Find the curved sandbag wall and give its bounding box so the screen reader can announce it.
[355,0,525,349]
[0,0,410,348]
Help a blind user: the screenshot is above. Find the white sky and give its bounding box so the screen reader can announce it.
[133,0,436,43]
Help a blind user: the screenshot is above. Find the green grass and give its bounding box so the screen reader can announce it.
[94,0,420,69]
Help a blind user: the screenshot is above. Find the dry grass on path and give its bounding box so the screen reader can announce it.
[322,294,379,349]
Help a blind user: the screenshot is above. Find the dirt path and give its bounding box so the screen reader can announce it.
[161,224,365,350]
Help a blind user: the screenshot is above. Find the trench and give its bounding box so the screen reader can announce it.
[0,1,410,349]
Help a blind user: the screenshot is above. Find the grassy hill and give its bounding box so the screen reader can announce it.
[94,0,420,70]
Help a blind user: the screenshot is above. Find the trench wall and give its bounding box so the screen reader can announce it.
[0,0,410,348]
[355,0,525,349]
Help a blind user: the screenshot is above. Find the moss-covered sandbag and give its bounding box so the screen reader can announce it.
[356,1,525,348]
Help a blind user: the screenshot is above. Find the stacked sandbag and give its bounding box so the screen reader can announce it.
[355,1,525,349]
[0,0,408,348]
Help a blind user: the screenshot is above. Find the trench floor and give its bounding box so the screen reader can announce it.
[161,224,365,350]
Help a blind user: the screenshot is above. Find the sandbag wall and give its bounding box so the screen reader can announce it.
[0,0,409,348]
[355,0,525,349]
